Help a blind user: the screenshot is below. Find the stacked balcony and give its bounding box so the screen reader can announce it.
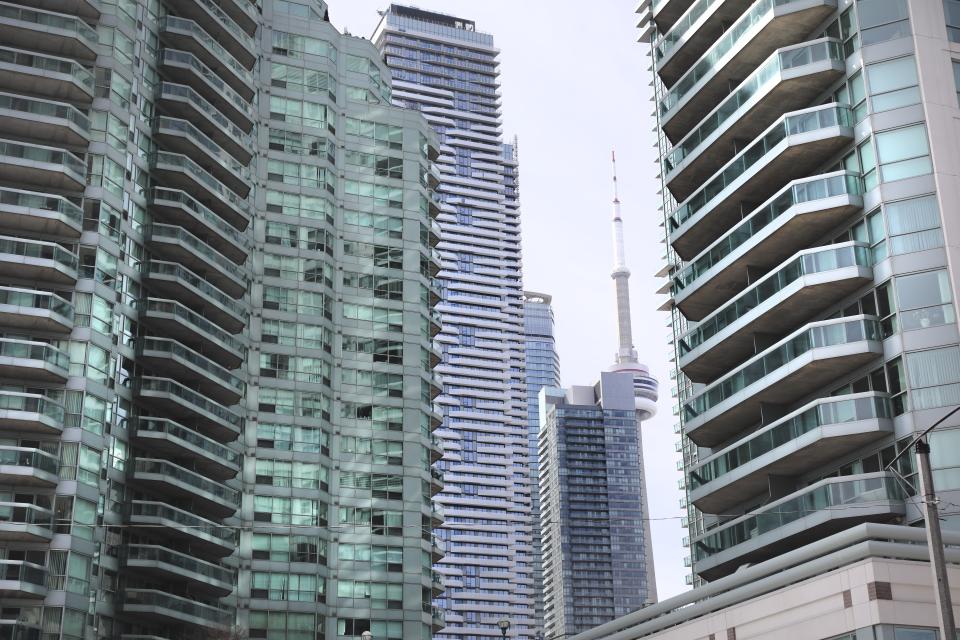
[691,472,904,580]
[683,316,883,447]
[0,502,54,542]
[125,0,254,631]
[0,560,47,598]
[668,103,854,260]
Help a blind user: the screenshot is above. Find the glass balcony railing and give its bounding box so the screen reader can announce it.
[0,285,73,320]
[0,502,53,531]
[678,242,871,355]
[0,446,58,475]
[0,46,93,94]
[655,0,724,62]
[692,473,904,562]
[0,92,89,132]
[155,117,247,180]
[150,187,250,249]
[663,39,842,175]
[0,187,83,228]
[151,151,248,214]
[145,223,246,283]
[129,500,236,545]
[139,338,244,393]
[672,172,862,295]
[660,0,817,117]
[669,104,852,234]
[127,544,235,585]
[136,297,247,357]
[0,390,65,424]
[159,49,252,120]
[142,261,247,321]
[189,0,255,49]
[133,458,240,506]
[138,377,243,431]
[0,139,85,182]
[0,560,46,587]
[0,235,78,273]
[0,2,98,48]
[123,589,233,627]
[0,338,69,372]
[683,317,882,423]
[690,394,892,489]
[160,16,252,86]
[158,83,250,149]
[137,417,240,467]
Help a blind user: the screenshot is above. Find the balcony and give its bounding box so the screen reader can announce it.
[133,417,240,479]
[432,605,446,631]
[691,473,904,580]
[142,260,246,334]
[651,0,699,34]
[689,393,893,513]
[159,16,253,98]
[655,0,752,86]
[137,337,244,405]
[0,2,97,60]
[0,391,64,434]
[145,224,246,299]
[0,446,58,486]
[136,376,243,442]
[131,458,240,517]
[150,151,249,230]
[678,243,873,382]
[17,0,99,19]
[431,466,444,496]
[673,172,863,320]
[664,39,846,201]
[0,187,82,238]
[128,500,236,558]
[0,139,85,193]
[158,49,253,132]
[0,286,73,333]
[0,502,53,541]
[154,117,250,197]
[0,561,46,599]
[432,572,445,594]
[0,338,69,382]
[137,297,246,369]
[683,317,883,447]
[149,188,249,260]
[157,83,252,165]
[0,93,89,148]
[164,0,256,65]
[659,0,839,139]
[668,104,854,260]
[0,46,93,102]
[0,235,78,284]
[122,589,232,631]
[126,544,235,596]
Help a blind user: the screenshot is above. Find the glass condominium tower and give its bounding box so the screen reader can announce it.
[0,0,444,636]
[522,292,561,634]
[642,0,960,586]
[373,7,534,640]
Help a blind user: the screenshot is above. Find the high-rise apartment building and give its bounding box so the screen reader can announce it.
[0,0,444,637]
[538,173,658,639]
[523,292,561,633]
[642,0,960,586]
[372,7,533,639]
[539,373,656,640]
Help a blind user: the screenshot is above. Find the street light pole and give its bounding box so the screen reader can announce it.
[916,437,957,640]
[886,406,960,640]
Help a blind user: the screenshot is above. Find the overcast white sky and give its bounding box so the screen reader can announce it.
[331,1,688,601]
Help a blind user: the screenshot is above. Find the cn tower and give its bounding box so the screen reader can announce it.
[607,151,659,421]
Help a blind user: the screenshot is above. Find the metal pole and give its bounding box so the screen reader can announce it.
[915,437,956,640]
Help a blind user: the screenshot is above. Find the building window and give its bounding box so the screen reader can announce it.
[857,0,911,45]
[866,56,920,112]
[875,125,932,183]
[946,0,960,41]
[895,270,956,331]
[954,61,960,106]
[885,195,945,255]
[905,346,960,410]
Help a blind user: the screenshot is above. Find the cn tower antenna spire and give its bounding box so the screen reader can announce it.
[609,149,637,365]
